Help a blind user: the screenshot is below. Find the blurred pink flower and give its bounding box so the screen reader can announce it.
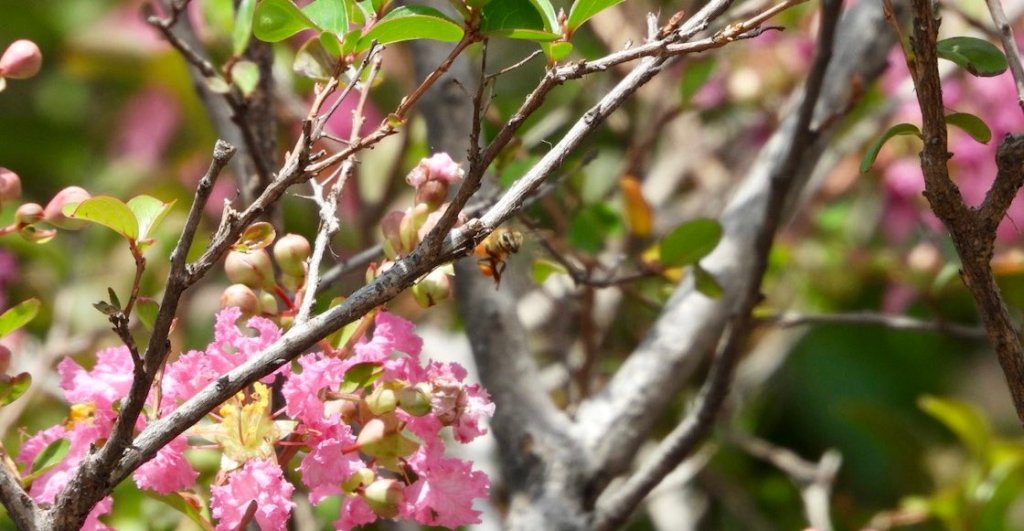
[298,423,362,504]
[210,459,295,531]
[111,86,180,169]
[324,91,383,140]
[335,496,377,531]
[59,346,135,413]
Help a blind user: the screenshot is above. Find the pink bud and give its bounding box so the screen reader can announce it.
[421,153,464,185]
[414,180,448,209]
[0,168,22,204]
[0,40,42,80]
[219,284,260,318]
[43,186,91,229]
[15,203,43,225]
[225,249,276,290]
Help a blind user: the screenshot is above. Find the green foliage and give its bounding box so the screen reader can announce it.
[859,122,921,174]
[680,58,717,104]
[567,0,625,33]
[0,298,40,338]
[0,372,30,407]
[660,218,722,267]
[232,0,258,55]
[945,112,992,144]
[340,362,384,393]
[64,195,175,251]
[480,0,560,41]
[24,438,69,483]
[531,257,568,283]
[253,0,317,42]
[303,0,349,37]
[937,36,1008,77]
[358,5,464,49]
[233,221,276,252]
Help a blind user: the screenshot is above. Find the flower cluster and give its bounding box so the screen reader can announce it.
[379,154,465,308]
[17,308,493,530]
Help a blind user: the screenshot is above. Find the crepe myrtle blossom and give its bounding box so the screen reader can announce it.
[16,308,492,530]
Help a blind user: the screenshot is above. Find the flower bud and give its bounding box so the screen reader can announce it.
[414,180,448,209]
[421,153,464,185]
[400,203,430,252]
[411,267,452,308]
[225,249,275,290]
[356,417,389,448]
[273,234,310,278]
[431,376,465,426]
[363,479,405,519]
[0,40,42,80]
[43,186,91,230]
[258,289,278,316]
[365,386,397,416]
[0,345,11,375]
[397,384,432,417]
[219,284,260,318]
[18,224,56,244]
[0,168,22,205]
[15,203,43,226]
[341,468,375,493]
[381,211,404,259]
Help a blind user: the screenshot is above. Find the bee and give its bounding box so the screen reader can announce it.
[474,228,524,288]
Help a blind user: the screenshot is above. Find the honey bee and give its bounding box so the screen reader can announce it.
[474,228,524,288]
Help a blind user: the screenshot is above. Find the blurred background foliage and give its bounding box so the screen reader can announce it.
[4,0,1024,529]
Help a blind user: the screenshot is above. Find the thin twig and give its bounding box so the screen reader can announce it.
[986,0,1024,115]
[761,310,987,340]
[591,1,842,527]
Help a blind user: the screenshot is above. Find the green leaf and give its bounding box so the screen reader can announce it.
[681,58,717,103]
[303,0,349,36]
[567,0,625,33]
[253,0,318,42]
[0,372,30,407]
[63,196,139,240]
[24,438,68,482]
[142,491,214,531]
[945,112,992,144]
[230,61,261,97]
[660,218,722,267]
[542,41,573,61]
[919,395,991,459]
[693,263,723,298]
[127,195,175,244]
[234,222,276,252]
[340,362,383,393]
[136,298,159,331]
[205,76,232,94]
[358,5,463,50]
[937,36,1008,77]
[859,122,921,174]
[481,0,560,41]
[0,298,40,338]
[320,31,343,57]
[568,203,622,253]
[233,0,258,55]
[531,258,568,283]
[294,35,340,80]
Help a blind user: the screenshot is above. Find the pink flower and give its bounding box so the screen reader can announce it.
[401,442,490,528]
[349,312,423,370]
[283,354,347,426]
[298,423,362,504]
[59,346,134,412]
[335,496,377,531]
[82,496,114,531]
[425,362,494,443]
[133,436,198,494]
[211,459,295,531]
[161,349,216,410]
[18,418,112,504]
[405,153,464,187]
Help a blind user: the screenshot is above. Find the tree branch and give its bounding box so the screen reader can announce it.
[907,0,1024,424]
[590,2,843,527]
[573,0,899,483]
[985,0,1024,115]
